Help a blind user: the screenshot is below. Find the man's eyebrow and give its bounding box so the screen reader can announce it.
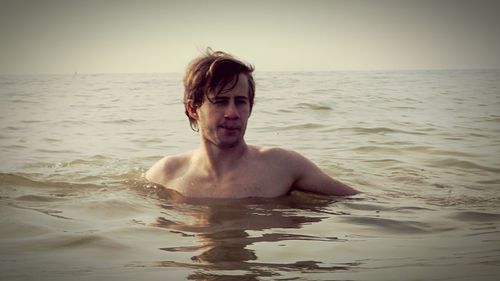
[214,95,247,100]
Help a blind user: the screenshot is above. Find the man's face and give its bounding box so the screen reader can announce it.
[195,73,251,148]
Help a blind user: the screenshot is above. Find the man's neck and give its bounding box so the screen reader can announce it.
[197,140,249,179]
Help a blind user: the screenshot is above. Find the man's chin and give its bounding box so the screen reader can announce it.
[217,136,244,148]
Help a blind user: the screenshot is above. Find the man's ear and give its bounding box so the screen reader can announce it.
[186,101,198,120]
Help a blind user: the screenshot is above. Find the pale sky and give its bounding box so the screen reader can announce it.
[1,0,499,74]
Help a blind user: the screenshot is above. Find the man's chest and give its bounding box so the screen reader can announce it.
[171,166,293,198]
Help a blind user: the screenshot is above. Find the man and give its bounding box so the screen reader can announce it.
[145,49,359,198]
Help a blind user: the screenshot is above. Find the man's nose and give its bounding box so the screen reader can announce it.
[224,102,240,119]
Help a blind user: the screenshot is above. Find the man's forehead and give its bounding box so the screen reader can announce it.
[215,90,249,98]
[209,75,250,98]
[207,91,249,101]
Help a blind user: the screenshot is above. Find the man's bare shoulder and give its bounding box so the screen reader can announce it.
[249,146,306,172]
[252,145,359,196]
[144,151,193,185]
[251,146,305,162]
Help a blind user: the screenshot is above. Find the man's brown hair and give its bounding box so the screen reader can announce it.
[183,48,255,130]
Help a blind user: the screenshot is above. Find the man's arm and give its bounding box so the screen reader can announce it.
[144,156,169,185]
[287,150,359,196]
[144,152,191,186]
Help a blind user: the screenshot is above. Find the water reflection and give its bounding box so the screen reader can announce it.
[152,190,359,280]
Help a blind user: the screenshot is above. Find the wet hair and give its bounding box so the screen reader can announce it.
[183,48,255,130]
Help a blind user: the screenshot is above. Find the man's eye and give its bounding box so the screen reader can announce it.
[236,100,247,105]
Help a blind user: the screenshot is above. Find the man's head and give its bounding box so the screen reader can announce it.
[183,48,255,130]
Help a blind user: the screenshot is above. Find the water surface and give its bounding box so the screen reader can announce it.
[1,70,500,280]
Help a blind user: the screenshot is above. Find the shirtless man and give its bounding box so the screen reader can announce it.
[145,49,359,198]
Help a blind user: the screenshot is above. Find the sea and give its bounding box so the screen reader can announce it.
[1,70,499,280]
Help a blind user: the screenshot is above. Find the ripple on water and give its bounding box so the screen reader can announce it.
[295,102,332,111]
[425,158,500,173]
[14,194,68,202]
[280,123,329,131]
[0,173,104,191]
[448,211,500,222]
[335,126,427,136]
[341,216,456,235]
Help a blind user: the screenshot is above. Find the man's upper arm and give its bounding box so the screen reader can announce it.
[288,151,359,196]
[144,156,169,185]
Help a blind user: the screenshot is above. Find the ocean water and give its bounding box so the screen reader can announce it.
[1,70,499,280]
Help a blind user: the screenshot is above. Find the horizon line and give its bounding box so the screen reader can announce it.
[1,67,500,76]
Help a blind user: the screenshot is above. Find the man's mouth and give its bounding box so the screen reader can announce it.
[219,124,241,131]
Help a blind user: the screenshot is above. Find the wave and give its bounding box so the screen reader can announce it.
[352,145,482,159]
[419,194,500,208]
[22,155,111,169]
[154,259,359,276]
[4,144,27,149]
[34,148,77,154]
[426,158,500,173]
[3,126,25,131]
[15,194,67,202]
[102,118,145,124]
[52,234,128,250]
[476,179,500,185]
[282,123,329,130]
[341,216,456,234]
[404,146,480,158]
[351,146,403,154]
[41,137,62,143]
[448,211,500,222]
[0,173,103,190]
[257,123,329,132]
[336,126,426,135]
[8,99,38,104]
[94,87,111,92]
[295,102,332,111]
[340,201,433,213]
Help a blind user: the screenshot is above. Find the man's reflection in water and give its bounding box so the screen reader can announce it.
[153,191,357,280]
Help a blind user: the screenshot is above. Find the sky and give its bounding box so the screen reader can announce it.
[1,0,499,74]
